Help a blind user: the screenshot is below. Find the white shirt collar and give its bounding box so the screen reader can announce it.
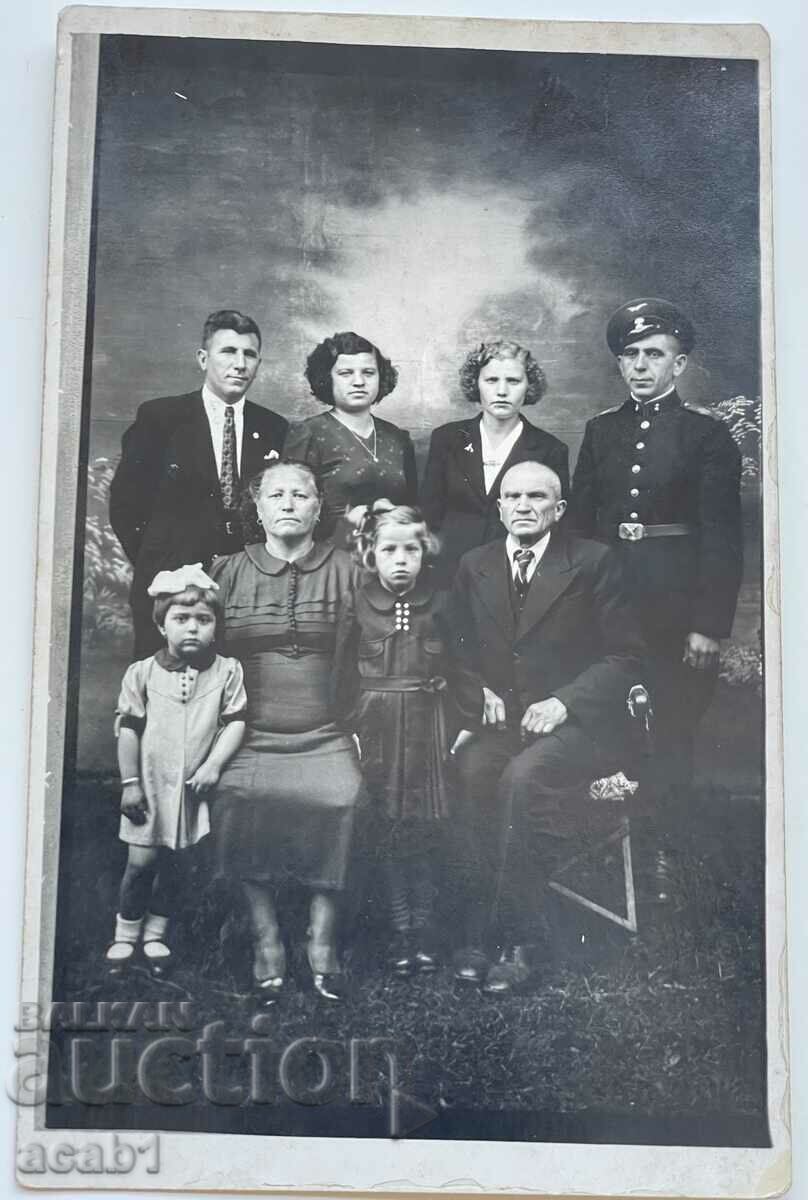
[479,418,524,493]
[202,383,245,413]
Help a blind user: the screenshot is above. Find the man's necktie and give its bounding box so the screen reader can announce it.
[220,405,239,511]
[513,548,534,604]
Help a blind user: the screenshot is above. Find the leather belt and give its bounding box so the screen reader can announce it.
[618,522,692,541]
[360,676,446,693]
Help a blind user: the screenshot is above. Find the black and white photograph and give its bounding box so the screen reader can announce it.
[12,6,788,1194]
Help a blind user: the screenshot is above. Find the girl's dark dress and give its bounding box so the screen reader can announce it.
[284,411,418,549]
[354,575,453,823]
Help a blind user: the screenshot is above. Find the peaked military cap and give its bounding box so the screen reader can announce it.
[606,298,695,356]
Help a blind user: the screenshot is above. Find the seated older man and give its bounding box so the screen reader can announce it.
[450,460,645,994]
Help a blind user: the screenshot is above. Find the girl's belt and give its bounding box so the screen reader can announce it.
[360,676,447,693]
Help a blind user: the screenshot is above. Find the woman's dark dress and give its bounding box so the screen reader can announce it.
[210,541,364,890]
[420,414,570,586]
[353,575,454,823]
[284,411,418,548]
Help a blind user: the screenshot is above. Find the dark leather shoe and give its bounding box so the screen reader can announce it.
[306,943,349,1002]
[413,928,440,974]
[388,931,416,977]
[483,945,532,995]
[103,942,136,977]
[312,970,350,1002]
[143,941,173,980]
[452,947,489,986]
[251,975,286,1008]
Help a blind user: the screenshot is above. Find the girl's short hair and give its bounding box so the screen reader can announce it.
[305,332,399,405]
[240,459,323,544]
[352,501,441,572]
[459,340,548,406]
[152,586,222,629]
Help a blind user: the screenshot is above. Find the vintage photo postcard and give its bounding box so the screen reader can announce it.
[16,6,787,1195]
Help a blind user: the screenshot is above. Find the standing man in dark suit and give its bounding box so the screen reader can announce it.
[110,310,288,657]
[450,461,645,994]
[567,299,743,798]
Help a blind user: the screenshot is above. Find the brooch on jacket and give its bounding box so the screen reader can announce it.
[464,443,474,453]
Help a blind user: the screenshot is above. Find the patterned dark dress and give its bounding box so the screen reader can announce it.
[284,411,418,548]
[353,574,454,823]
[210,541,365,890]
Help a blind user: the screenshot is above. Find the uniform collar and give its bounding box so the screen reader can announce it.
[361,572,436,611]
[155,647,217,672]
[627,387,682,417]
[243,539,336,575]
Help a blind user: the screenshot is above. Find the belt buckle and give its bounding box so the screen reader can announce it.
[618,522,645,541]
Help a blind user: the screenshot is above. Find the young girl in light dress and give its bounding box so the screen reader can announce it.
[351,503,454,977]
[104,565,247,976]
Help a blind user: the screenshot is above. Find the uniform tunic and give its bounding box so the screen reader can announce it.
[352,575,454,822]
[210,541,365,890]
[567,389,743,783]
[568,390,742,639]
[284,411,418,549]
[116,651,247,850]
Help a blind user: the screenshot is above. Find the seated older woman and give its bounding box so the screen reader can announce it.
[420,340,569,584]
[210,460,364,1005]
[284,332,418,547]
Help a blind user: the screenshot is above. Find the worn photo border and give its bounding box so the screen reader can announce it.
[16,6,787,1193]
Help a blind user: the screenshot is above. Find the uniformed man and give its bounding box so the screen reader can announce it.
[568,298,743,798]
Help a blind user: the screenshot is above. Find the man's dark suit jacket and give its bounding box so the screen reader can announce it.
[420,415,570,584]
[109,389,288,653]
[450,528,646,749]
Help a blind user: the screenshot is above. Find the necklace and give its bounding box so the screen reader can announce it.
[330,410,378,462]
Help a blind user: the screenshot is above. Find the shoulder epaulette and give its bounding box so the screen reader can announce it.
[683,401,721,420]
[594,404,623,417]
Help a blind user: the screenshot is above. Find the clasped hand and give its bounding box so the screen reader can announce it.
[482,687,568,739]
[683,631,720,671]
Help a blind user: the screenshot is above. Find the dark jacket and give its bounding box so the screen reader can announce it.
[109,389,288,653]
[567,390,742,640]
[420,415,570,583]
[450,529,645,747]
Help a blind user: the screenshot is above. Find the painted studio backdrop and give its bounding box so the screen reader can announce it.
[54,32,767,1146]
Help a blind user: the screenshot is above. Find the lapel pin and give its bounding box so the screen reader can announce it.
[252,431,260,439]
[464,443,474,453]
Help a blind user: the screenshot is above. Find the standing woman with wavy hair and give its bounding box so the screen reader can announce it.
[421,340,569,585]
[284,332,418,549]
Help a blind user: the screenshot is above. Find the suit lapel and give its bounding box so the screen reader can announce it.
[515,530,576,642]
[183,394,219,491]
[473,541,515,642]
[453,420,486,506]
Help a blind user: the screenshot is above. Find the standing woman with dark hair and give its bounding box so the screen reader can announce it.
[284,332,418,548]
[420,340,569,585]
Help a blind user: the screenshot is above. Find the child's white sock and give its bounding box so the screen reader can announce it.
[142,912,170,958]
[107,914,142,960]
